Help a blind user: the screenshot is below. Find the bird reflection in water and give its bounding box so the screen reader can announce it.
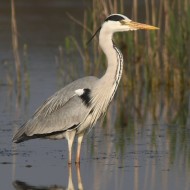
[12,165,83,190]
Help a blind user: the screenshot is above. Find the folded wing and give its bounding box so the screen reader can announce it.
[13,76,98,143]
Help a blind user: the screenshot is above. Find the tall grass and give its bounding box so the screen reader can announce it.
[9,0,30,104]
[11,0,21,86]
[59,0,190,163]
[64,0,190,88]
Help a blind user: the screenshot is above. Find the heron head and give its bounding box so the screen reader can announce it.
[102,14,159,32]
[87,14,159,44]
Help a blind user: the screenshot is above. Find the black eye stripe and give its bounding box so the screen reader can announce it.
[87,14,125,44]
[105,15,125,22]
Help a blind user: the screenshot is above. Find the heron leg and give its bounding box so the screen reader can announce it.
[76,133,84,164]
[66,130,76,164]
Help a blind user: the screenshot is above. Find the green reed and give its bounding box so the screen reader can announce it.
[167,3,190,86]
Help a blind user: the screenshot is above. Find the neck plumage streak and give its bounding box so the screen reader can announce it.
[86,42,124,131]
[109,43,123,103]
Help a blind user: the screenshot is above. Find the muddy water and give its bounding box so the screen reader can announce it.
[0,1,190,190]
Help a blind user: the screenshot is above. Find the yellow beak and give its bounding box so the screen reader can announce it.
[120,20,159,30]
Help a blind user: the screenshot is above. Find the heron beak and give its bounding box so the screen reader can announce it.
[120,20,159,30]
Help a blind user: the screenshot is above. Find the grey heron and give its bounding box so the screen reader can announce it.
[12,14,158,164]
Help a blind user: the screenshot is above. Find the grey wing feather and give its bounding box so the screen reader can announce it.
[13,76,98,142]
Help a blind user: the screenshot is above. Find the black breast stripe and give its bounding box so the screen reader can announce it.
[80,88,91,107]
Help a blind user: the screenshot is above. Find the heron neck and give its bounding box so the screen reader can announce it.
[99,30,123,86]
[88,29,124,125]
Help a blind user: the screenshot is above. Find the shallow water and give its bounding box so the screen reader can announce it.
[0,1,190,190]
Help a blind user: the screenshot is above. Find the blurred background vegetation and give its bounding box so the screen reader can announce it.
[60,0,190,139]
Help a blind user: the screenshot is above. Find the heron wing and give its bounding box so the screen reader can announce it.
[34,76,97,117]
[13,76,98,142]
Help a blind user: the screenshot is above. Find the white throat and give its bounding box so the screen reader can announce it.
[99,26,123,85]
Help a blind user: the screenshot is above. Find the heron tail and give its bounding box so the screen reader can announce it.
[12,123,30,143]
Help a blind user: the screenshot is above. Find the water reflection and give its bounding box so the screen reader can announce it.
[13,165,83,190]
[13,181,65,190]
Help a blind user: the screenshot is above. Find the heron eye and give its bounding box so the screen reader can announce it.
[105,15,125,22]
